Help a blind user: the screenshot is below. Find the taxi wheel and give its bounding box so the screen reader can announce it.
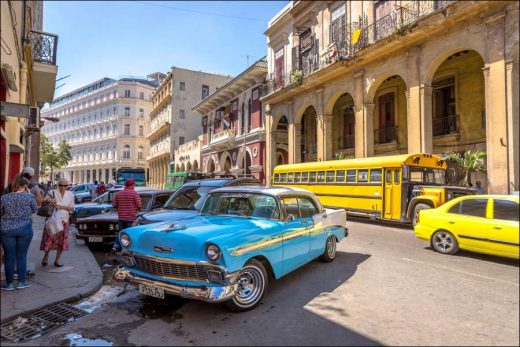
[319,235,337,262]
[225,259,268,312]
[431,230,459,255]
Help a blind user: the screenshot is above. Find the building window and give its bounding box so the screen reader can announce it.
[138,146,144,160]
[123,145,130,159]
[180,109,185,119]
[124,107,130,116]
[139,108,144,118]
[330,5,346,46]
[180,82,185,91]
[139,125,144,136]
[179,136,185,145]
[433,77,457,136]
[140,92,144,100]
[124,124,130,135]
[125,90,131,98]
[202,84,209,99]
[113,124,117,134]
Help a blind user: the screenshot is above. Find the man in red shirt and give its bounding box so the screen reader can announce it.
[111,179,142,252]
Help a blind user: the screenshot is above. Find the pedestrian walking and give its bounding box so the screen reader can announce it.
[91,180,99,199]
[111,179,142,252]
[1,175,38,290]
[475,181,484,194]
[96,181,107,196]
[40,178,75,267]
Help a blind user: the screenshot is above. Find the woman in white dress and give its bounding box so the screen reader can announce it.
[40,177,75,267]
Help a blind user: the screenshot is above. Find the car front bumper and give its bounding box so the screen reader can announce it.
[113,268,238,303]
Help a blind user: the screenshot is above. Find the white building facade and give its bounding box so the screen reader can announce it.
[41,77,159,184]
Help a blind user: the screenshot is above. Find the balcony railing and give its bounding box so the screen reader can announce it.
[28,30,58,65]
[210,129,234,143]
[433,114,459,136]
[374,126,399,145]
[265,1,454,95]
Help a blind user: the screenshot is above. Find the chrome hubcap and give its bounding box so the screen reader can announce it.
[433,232,454,253]
[235,267,264,307]
[327,236,336,258]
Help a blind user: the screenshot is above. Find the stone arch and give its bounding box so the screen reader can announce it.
[331,93,356,152]
[186,162,192,171]
[367,73,408,103]
[180,163,185,172]
[206,156,215,173]
[175,164,180,172]
[294,102,317,125]
[192,160,199,171]
[236,146,253,170]
[300,106,318,162]
[324,89,356,116]
[219,151,232,171]
[424,46,488,86]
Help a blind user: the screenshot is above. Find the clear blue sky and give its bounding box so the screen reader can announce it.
[43,1,287,98]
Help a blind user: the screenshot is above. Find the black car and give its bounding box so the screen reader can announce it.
[76,189,173,245]
[137,177,261,225]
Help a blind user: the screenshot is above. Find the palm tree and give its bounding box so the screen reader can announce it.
[443,150,487,186]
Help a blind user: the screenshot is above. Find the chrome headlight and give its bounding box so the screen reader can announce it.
[207,244,221,261]
[115,223,119,230]
[109,224,114,230]
[81,224,87,230]
[120,233,131,247]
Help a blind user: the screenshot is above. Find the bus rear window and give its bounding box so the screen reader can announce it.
[294,172,301,183]
[326,171,335,183]
[347,170,356,183]
[357,169,369,183]
[317,171,325,183]
[309,172,317,183]
[370,169,382,183]
[336,170,346,183]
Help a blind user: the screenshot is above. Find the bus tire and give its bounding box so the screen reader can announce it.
[412,203,431,226]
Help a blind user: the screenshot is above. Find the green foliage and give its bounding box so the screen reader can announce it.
[334,152,355,160]
[443,150,487,186]
[40,134,72,180]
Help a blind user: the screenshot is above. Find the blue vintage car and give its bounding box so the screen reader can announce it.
[114,186,348,312]
[72,188,121,224]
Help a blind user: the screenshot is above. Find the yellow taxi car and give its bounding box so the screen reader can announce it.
[414,195,519,259]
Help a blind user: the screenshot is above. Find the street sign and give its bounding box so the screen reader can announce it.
[0,101,30,118]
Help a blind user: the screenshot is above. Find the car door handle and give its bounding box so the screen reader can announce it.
[493,226,502,230]
[448,221,455,224]
[301,220,308,225]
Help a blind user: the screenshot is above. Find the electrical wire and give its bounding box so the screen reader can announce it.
[135,1,269,22]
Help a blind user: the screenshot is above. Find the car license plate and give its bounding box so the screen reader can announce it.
[139,284,165,299]
[88,237,103,243]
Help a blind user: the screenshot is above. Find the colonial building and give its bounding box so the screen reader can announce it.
[148,67,232,188]
[193,58,268,183]
[1,0,58,189]
[262,1,519,194]
[41,76,159,183]
[173,135,202,173]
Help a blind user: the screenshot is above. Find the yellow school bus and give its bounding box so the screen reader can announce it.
[272,153,476,225]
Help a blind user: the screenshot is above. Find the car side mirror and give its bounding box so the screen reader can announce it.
[286,214,296,222]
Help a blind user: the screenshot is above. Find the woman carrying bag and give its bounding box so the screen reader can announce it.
[40,178,75,267]
[1,175,38,290]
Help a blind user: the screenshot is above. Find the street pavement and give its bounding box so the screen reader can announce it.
[4,218,518,346]
[0,215,103,323]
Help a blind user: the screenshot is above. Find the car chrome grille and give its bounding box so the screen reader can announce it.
[132,256,210,282]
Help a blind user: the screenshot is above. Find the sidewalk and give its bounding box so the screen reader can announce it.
[1,215,103,323]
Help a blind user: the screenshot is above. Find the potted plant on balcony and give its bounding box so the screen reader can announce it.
[289,69,303,85]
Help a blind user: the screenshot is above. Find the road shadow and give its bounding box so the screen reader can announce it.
[173,251,379,346]
[423,246,519,267]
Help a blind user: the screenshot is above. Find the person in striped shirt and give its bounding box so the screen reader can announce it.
[111,179,142,252]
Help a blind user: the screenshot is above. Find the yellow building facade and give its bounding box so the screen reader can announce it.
[262,1,519,194]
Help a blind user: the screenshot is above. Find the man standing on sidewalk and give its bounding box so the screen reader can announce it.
[111,179,142,253]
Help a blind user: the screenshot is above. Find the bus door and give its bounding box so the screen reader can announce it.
[383,168,402,220]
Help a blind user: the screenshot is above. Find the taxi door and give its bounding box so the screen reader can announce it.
[383,168,402,220]
[488,198,519,258]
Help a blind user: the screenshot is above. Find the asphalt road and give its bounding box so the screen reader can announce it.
[8,219,519,346]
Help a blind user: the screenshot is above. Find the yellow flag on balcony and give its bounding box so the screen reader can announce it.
[352,29,362,45]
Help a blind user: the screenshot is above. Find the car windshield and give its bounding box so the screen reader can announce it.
[201,192,280,219]
[93,191,118,204]
[139,194,152,210]
[409,167,446,185]
[164,186,213,210]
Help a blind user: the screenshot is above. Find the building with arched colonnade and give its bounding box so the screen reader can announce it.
[262,1,519,194]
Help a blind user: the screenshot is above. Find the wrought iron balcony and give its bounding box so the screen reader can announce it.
[28,30,58,65]
[433,114,459,136]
